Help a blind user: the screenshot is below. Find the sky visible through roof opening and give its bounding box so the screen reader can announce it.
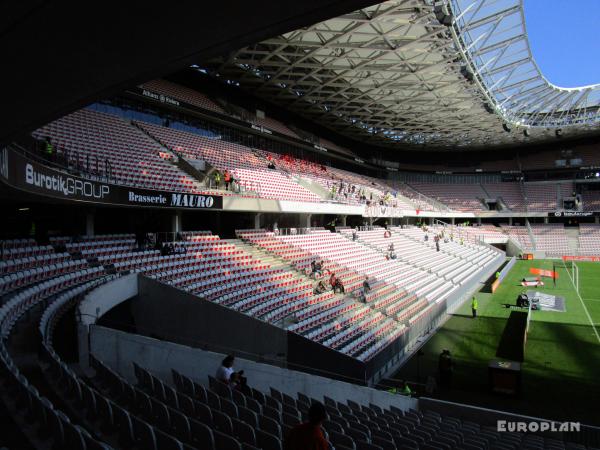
[524,0,600,88]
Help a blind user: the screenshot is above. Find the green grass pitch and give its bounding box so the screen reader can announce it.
[393,259,600,425]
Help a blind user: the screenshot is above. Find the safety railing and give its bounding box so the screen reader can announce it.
[10,142,115,184]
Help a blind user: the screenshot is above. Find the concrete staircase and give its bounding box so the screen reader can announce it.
[225,238,352,327]
[525,219,536,250]
[480,183,491,198]
[295,176,331,200]
[519,179,529,213]
[129,120,212,191]
[403,182,451,212]
[223,239,301,273]
[557,184,563,210]
[565,227,580,254]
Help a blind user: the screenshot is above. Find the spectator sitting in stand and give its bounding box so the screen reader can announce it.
[310,260,322,278]
[329,273,337,289]
[333,278,345,294]
[363,277,371,299]
[314,280,328,295]
[216,355,247,390]
[228,371,247,390]
[363,276,371,293]
[284,402,328,450]
[315,260,324,276]
[383,229,391,238]
[216,355,235,383]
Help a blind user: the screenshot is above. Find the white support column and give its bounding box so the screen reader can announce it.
[85,211,95,237]
[171,211,182,234]
[595,216,599,224]
[339,215,347,227]
[509,217,513,226]
[254,213,262,229]
[477,217,482,225]
[305,214,312,228]
[544,217,549,224]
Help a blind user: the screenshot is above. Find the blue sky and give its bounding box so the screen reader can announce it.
[523,0,600,87]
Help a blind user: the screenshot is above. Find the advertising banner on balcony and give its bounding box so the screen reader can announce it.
[0,147,222,210]
[562,255,600,262]
[550,211,600,217]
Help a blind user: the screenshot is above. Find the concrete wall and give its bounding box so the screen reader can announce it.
[77,273,138,367]
[134,276,287,362]
[222,195,363,215]
[296,176,330,199]
[446,251,505,313]
[90,325,418,412]
[79,273,138,326]
[506,238,523,257]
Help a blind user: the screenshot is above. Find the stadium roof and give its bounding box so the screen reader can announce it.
[204,0,600,150]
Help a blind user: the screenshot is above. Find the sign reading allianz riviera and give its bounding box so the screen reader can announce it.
[0,147,222,210]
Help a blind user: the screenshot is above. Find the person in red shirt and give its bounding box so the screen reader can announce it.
[284,402,328,450]
[223,169,232,191]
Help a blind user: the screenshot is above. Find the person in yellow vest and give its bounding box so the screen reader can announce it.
[496,271,501,279]
[401,380,412,397]
[213,171,221,189]
[44,137,54,161]
[471,296,478,318]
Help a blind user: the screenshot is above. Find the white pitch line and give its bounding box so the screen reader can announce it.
[565,264,600,344]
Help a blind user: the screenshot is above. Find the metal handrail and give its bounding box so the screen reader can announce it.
[275,227,312,236]
[10,142,114,184]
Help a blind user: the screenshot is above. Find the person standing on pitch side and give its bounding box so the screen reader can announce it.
[471,296,478,318]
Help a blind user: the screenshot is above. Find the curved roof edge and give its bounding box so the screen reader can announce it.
[448,0,600,130]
